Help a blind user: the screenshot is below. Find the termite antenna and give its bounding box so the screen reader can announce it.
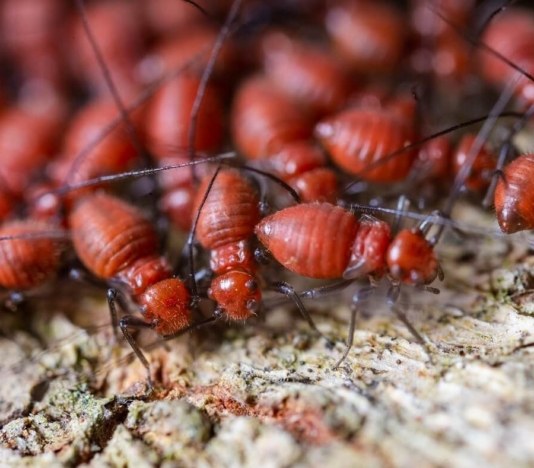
[343,111,525,193]
[187,164,224,299]
[0,231,70,242]
[346,202,504,237]
[475,0,518,36]
[181,0,218,21]
[72,0,149,166]
[237,165,301,203]
[51,153,235,196]
[429,3,534,84]
[188,0,243,184]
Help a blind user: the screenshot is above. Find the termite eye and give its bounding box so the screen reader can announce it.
[245,279,258,291]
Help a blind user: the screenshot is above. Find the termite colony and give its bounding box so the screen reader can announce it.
[0,0,533,390]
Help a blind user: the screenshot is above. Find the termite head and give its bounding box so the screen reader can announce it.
[386,228,438,285]
[208,271,261,321]
[343,216,391,279]
[139,278,191,336]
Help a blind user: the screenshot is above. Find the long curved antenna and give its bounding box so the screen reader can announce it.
[0,231,71,242]
[187,164,224,298]
[188,0,243,183]
[50,153,235,196]
[429,4,534,83]
[474,0,518,37]
[238,165,301,204]
[346,203,505,237]
[73,0,148,166]
[181,0,218,21]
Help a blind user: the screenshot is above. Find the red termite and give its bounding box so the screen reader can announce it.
[479,8,534,105]
[409,0,474,84]
[451,134,496,192]
[324,0,407,75]
[139,25,236,85]
[0,97,67,221]
[192,168,262,320]
[231,75,312,160]
[51,98,143,186]
[260,31,353,118]
[145,73,225,159]
[255,202,441,366]
[231,75,338,203]
[0,0,68,92]
[69,192,193,388]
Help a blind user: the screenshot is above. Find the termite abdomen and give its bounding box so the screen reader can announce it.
[0,221,65,290]
[194,169,260,250]
[494,153,534,234]
[315,109,416,183]
[255,203,359,279]
[231,76,312,160]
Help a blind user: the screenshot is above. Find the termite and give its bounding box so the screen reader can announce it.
[255,202,443,367]
[260,30,354,118]
[231,75,338,203]
[324,0,407,75]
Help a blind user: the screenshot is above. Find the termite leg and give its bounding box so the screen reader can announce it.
[69,267,108,288]
[107,289,120,341]
[118,315,155,389]
[270,281,335,347]
[333,283,376,370]
[300,279,356,299]
[392,195,410,234]
[388,298,435,365]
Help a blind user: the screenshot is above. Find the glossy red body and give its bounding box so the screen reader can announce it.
[315,109,416,183]
[386,229,438,285]
[145,74,224,158]
[231,76,312,160]
[0,220,65,290]
[262,32,352,117]
[325,1,406,74]
[70,193,191,336]
[193,169,262,320]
